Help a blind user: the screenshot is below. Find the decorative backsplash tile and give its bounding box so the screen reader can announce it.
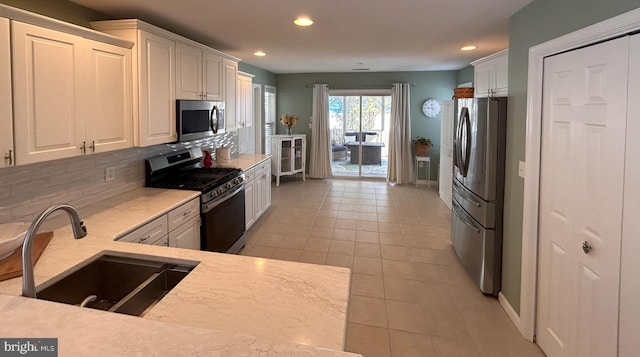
[0,131,238,224]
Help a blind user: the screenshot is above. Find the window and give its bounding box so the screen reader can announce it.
[264,85,276,155]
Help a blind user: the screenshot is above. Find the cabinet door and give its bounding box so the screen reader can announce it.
[264,165,272,210]
[137,30,176,146]
[85,39,133,153]
[0,18,12,168]
[242,75,253,126]
[254,169,265,219]
[293,137,304,172]
[169,216,201,250]
[473,64,492,98]
[245,178,255,229]
[203,51,223,101]
[494,58,509,96]
[175,42,202,100]
[223,58,238,130]
[12,21,85,164]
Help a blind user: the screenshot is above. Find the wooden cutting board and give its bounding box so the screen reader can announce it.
[0,231,53,282]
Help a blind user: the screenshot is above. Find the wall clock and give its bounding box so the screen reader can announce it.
[422,98,441,118]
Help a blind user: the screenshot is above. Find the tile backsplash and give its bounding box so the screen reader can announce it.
[0,131,238,224]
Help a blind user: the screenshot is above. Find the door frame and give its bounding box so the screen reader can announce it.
[520,7,640,341]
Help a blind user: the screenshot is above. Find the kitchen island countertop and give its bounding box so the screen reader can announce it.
[0,159,355,356]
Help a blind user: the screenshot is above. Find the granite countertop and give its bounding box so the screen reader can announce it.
[0,155,355,356]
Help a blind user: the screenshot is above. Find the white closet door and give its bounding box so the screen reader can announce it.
[537,36,629,357]
[619,33,640,357]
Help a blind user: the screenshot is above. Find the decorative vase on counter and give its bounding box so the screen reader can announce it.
[286,125,293,135]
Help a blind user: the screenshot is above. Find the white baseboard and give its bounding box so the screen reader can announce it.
[498,292,529,340]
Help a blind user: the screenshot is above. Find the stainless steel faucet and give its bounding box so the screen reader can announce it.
[21,204,87,298]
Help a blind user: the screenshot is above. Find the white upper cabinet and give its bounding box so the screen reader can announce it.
[175,42,202,100]
[224,58,238,130]
[202,50,223,101]
[12,22,86,164]
[85,39,133,153]
[471,49,508,98]
[137,30,175,146]
[237,71,254,127]
[91,20,177,147]
[92,19,240,144]
[176,41,224,101]
[0,17,13,168]
[12,21,134,165]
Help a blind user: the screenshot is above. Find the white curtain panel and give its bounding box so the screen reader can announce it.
[387,83,414,184]
[309,84,332,179]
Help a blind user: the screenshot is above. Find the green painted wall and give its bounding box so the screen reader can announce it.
[503,0,640,314]
[0,0,112,27]
[275,71,457,180]
[457,65,474,85]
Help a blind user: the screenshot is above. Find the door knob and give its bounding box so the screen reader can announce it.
[582,241,593,254]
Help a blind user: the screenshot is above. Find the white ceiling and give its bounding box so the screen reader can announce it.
[70,0,533,74]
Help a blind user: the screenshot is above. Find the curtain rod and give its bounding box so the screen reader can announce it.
[303,83,415,88]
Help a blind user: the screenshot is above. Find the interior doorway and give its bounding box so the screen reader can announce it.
[328,90,391,178]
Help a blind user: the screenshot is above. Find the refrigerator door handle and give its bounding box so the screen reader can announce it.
[452,200,481,233]
[455,107,466,174]
[453,181,481,207]
[461,108,472,177]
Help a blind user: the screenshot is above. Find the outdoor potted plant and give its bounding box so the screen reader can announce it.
[412,136,432,157]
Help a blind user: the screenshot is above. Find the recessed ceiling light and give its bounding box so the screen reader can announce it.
[294,17,313,26]
[254,51,267,57]
[461,45,477,51]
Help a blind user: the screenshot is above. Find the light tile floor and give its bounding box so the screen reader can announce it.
[240,177,545,357]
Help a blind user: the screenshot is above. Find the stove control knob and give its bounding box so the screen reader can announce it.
[217,187,224,195]
[210,191,217,199]
[226,182,233,189]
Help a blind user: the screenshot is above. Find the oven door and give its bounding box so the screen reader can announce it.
[200,185,246,253]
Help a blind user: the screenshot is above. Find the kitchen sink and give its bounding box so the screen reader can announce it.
[36,251,198,316]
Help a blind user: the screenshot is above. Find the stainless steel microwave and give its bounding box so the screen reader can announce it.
[176,100,225,142]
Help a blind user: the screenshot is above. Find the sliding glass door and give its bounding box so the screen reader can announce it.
[329,91,391,178]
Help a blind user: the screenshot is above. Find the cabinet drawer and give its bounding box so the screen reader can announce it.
[257,160,270,173]
[168,198,199,232]
[244,166,256,182]
[150,235,168,247]
[117,215,168,244]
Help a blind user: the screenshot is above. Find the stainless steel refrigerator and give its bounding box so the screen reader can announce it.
[451,97,507,296]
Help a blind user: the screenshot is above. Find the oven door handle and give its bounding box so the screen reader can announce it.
[202,185,243,213]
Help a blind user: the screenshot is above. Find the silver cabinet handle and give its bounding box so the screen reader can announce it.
[582,241,593,254]
[4,149,12,165]
[89,140,95,153]
[80,141,86,154]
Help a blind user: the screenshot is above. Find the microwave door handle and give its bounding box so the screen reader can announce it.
[211,106,219,134]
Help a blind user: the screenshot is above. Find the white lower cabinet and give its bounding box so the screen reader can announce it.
[169,216,200,250]
[244,159,272,229]
[116,198,200,250]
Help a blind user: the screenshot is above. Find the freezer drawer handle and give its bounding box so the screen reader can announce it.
[582,241,593,254]
[452,201,481,233]
[452,182,481,207]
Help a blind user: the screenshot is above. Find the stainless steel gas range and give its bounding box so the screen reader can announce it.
[145,148,246,254]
